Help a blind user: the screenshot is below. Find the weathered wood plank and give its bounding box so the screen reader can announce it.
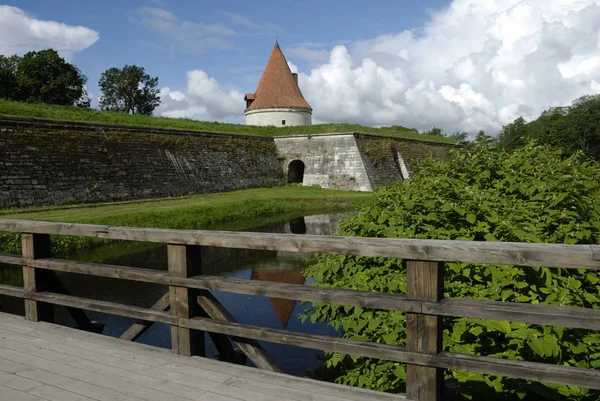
[0,313,405,401]
[0,253,23,265]
[25,258,600,330]
[2,219,599,269]
[405,260,444,401]
[26,258,422,312]
[168,244,204,357]
[21,233,53,323]
[0,312,406,401]
[0,283,25,298]
[1,338,194,401]
[120,292,170,341]
[196,291,282,372]
[179,316,600,390]
[425,297,600,330]
[20,291,176,324]
[0,385,46,401]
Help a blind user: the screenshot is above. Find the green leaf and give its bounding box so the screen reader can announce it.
[483,320,511,334]
[528,338,552,357]
[368,318,381,331]
[393,365,406,380]
[466,214,476,224]
[453,206,466,216]
[469,326,483,336]
[382,332,397,344]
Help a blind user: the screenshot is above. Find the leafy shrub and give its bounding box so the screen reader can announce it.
[305,136,600,400]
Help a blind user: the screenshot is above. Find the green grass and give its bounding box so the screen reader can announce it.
[0,186,372,254]
[0,99,454,143]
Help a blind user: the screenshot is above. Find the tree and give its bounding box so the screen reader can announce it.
[496,116,528,150]
[496,95,600,160]
[423,126,444,137]
[563,95,600,159]
[98,65,160,115]
[0,55,20,100]
[447,130,469,144]
[15,49,88,106]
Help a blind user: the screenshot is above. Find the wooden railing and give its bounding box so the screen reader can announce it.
[0,219,599,401]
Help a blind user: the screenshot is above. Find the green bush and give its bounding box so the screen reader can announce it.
[305,136,600,400]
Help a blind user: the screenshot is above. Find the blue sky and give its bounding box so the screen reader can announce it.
[5,0,448,102]
[1,1,600,133]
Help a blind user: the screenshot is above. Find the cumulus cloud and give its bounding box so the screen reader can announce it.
[132,7,236,53]
[295,0,600,134]
[157,70,245,123]
[0,5,99,60]
[158,0,600,135]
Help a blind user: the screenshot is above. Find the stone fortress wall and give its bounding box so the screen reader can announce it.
[0,117,284,207]
[0,117,452,207]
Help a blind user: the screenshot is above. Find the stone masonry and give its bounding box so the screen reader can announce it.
[0,117,284,207]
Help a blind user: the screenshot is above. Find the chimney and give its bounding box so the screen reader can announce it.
[292,73,298,85]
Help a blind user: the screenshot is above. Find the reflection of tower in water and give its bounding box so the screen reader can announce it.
[250,214,354,327]
[251,262,306,328]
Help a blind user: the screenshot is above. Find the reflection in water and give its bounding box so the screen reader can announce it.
[288,217,307,234]
[252,262,306,328]
[0,212,351,376]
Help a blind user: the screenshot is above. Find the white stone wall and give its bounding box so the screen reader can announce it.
[274,134,373,191]
[245,108,311,127]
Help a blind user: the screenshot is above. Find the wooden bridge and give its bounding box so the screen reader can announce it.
[0,219,599,401]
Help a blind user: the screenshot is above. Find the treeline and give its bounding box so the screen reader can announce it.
[0,49,160,115]
[498,95,600,160]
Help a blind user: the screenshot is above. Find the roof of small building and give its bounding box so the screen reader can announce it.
[246,42,312,112]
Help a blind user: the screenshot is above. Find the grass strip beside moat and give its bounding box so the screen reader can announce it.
[0,186,372,255]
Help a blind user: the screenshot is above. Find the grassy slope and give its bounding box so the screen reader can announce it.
[0,99,454,143]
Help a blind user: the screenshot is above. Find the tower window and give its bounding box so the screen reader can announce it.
[282,120,286,125]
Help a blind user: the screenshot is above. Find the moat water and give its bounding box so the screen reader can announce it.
[0,212,351,376]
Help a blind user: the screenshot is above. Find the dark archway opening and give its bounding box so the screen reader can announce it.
[287,160,305,184]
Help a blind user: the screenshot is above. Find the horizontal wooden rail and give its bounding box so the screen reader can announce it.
[3,257,599,331]
[0,253,23,265]
[0,285,176,324]
[181,317,600,390]
[2,283,599,391]
[0,219,598,269]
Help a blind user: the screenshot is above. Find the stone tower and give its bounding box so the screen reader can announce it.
[244,42,312,127]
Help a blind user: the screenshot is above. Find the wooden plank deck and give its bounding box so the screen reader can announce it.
[0,312,405,401]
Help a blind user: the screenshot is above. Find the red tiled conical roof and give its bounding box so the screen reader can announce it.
[246,42,312,112]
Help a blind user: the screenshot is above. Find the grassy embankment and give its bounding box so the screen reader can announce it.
[0,186,372,255]
[0,99,454,143]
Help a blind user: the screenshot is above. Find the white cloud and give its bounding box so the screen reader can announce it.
[225,13,283,34]
[285,43,331,65]
[157,71,245,123]
[132,7,236,53]
[0,5,98,60]
[159,0,600,135]
[295,0,600,135]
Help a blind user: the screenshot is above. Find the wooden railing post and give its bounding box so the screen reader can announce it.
[22,233,53,322]
[406,260,444,401]
[168,244,204,356]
